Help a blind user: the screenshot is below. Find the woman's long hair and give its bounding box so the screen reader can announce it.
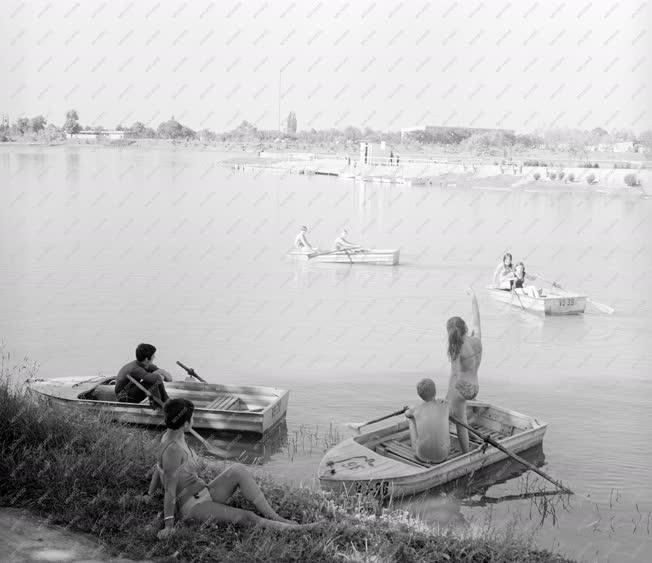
[447,316,468,361]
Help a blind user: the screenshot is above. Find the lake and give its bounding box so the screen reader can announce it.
[1,145,650,561]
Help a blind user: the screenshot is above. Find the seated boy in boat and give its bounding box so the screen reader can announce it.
[115,343,172,408]
[333,229,361,252]
[405,378,451,464]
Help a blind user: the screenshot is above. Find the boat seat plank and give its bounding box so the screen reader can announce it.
[203,394,249,412]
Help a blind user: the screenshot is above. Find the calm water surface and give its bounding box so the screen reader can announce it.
[1,146,651,561]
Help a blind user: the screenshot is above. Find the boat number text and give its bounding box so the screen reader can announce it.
[560,298,575,306]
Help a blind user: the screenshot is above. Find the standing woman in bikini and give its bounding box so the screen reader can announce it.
[152,399,314,539]
[446,288,482,454]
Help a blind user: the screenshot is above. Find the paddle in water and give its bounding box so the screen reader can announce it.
[125,374,231,458]
[449,414,572,494]
[533,273,614,314]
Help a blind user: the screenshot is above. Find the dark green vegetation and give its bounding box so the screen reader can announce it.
[0,360,573,562]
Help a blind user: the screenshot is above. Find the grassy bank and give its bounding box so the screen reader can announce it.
[0,364,573,562]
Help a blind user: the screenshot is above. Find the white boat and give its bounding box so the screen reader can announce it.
[486,285,587,315]
[28,376,289,434]
[318,402,547,498]
[289,249,400,265]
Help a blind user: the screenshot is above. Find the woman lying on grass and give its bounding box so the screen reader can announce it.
[147,398,315,538]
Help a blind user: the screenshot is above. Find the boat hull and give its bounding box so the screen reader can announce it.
[318,402,547,498]
[28,376,289,434]
[486,286,586,315]
[289,249,400,265]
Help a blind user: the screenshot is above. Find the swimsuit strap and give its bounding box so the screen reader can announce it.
[157,440,190,475]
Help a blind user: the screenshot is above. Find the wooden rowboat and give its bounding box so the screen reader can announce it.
[318,402,547,498]
[289,249,400,265]
[486,285,587,315]
[28,375,289,434]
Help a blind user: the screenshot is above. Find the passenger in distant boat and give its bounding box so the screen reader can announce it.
[333,228,361,251]
[115,343,172,408]
[405,378,450,463]
[510,262,543,298]
[150,398,316,539]
[446,288,482,454]
[493,252,514,290]
[294,226,317,253]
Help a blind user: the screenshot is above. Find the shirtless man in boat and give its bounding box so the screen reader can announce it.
[333,228,362,252]
[294,226,318,253]
[446,288,482,453]
[115,343,173,408]
[405,378,450,463]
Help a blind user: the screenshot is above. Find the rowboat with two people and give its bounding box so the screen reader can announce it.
[489,254,615,314]
[318,401,549,498]
[289,225,400,265]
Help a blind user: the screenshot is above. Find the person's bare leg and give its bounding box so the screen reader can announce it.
[188,501,300,530]
[450,395,469,453]
[207,463,294,523]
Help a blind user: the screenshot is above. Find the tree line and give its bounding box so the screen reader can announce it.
[2,109,651,151]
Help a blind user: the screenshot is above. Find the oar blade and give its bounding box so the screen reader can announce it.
[588,299,615,315]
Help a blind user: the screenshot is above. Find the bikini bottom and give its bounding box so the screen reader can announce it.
[455,379,479,401]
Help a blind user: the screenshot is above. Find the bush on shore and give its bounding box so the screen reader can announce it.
[624,173,640,187]
[0,360,574,562]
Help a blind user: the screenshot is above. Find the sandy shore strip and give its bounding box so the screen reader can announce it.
[0,507,144,562]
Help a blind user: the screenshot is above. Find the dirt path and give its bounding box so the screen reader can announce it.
[0,507,135,562]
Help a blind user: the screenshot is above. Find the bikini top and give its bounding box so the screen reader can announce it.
[157,440,207,503]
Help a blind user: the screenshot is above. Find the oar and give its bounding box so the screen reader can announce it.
[450,415,572,494]
[176,360,207,383]
[308,248,364,259]
[511,286,526,310]
[533,273,614,314]
[345,406,408,431]
[125,374,230,458]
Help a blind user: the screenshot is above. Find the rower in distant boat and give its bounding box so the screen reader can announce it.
[333,228,361,252]
[510,262,544,298]
[493,252,514,290]
[294,226,318,253]
[405,378,450,464]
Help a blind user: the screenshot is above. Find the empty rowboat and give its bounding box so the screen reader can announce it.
[486,285,586,315]
[318,402,547,498]
[28,376,289,434]
[289,249,400,265]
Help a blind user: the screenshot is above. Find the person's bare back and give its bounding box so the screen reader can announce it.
[406,379,451,464]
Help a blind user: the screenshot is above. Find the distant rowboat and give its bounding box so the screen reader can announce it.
[318,402,547,498]
[486,285,587,315]
[28,376,289,434]
[289,249,400,265]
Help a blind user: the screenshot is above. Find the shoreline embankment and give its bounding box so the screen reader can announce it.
[0,365,574,563]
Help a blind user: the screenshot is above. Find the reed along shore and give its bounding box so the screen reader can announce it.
[0,369,574,562]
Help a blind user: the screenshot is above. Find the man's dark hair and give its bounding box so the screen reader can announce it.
[136,343,156,362]
[164,398,195,429]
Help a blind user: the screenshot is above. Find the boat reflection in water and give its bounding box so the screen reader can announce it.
[390,445,560,528]
[196,421,289,466]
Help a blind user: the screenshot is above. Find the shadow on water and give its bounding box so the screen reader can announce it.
[389,446,571,529]
[134,421,288,466]
[199,422,289,465]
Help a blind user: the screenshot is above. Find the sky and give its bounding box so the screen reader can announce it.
[1,0,651,133]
